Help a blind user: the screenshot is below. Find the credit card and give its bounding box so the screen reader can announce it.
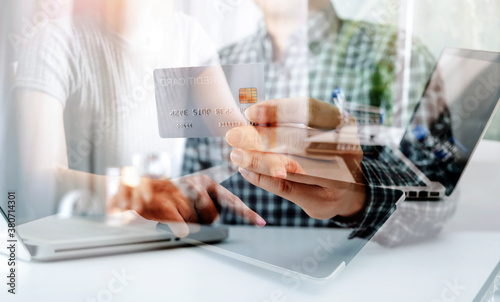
[154,64,265,138]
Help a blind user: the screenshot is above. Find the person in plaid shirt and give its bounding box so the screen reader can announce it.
[183,0,456,244]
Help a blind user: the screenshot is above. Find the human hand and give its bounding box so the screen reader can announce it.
[227,97,362,179]
[109,170,266,237]
[226,97,365,219]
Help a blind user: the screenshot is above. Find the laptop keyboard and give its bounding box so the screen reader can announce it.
[361,145,427,187]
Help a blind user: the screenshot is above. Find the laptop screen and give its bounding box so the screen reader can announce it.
[400,48,500,195]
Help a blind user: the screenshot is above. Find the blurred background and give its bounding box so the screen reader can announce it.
[2,0,500,203]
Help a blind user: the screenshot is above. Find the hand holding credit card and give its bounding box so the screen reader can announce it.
[226,98,362,182]
[154,64,265,138]
[154,63,365,220]
[226,97,366,219]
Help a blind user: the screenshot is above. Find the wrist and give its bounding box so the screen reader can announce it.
[332,186,366,223]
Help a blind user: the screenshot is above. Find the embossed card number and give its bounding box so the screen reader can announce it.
[154,64,265,138]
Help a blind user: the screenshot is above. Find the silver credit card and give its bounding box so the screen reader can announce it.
[154,64,265,138]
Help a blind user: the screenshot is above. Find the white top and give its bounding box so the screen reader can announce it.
[14,13,218,177]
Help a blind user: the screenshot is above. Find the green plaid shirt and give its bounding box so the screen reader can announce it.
[217,4,435,123]
[183,4,454,241]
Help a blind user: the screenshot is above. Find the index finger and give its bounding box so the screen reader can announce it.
[244,97,347,129]
[201,177,266,227]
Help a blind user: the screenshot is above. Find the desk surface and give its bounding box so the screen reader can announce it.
[1,140,500,302]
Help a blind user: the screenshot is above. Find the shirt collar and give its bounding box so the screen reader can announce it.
[255,3,341,60]
[307,2,340,43]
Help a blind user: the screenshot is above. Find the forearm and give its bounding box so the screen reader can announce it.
[15,90,108,214]
[54,166,107,200]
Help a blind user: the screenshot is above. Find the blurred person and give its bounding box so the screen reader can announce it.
[183,0,456,244]
[12,0,265,236]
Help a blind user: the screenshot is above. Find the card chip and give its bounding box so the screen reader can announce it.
[239,88,258,104]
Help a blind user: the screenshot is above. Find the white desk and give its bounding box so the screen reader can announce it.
[2,140,500,302]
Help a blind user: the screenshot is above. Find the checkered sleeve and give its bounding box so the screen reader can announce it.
[333,158,457,246]
[331,186,399,240]
[331,183,457,247]
[372,196,457,247]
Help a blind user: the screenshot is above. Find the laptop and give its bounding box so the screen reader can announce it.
[0,209,228,261]
[307,48,500,199]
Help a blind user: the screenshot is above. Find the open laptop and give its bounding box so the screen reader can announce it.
[307,48,500,199]
[0,209,228,261]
